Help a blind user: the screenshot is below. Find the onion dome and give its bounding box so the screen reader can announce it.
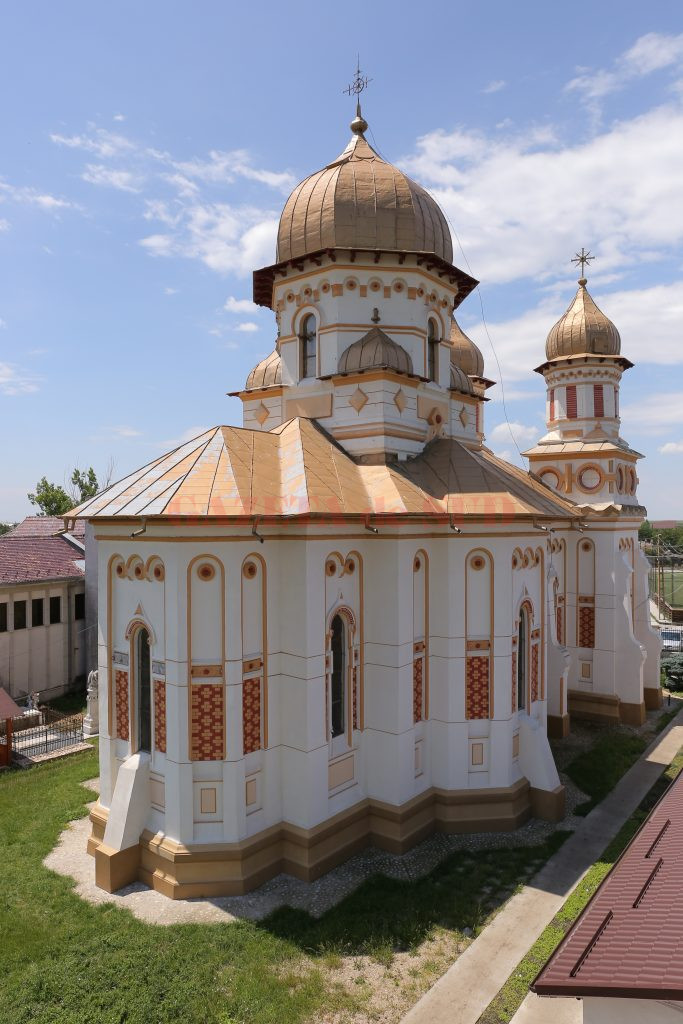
[245,349,281,390]
[449,317,484,377]
[546,277,621,361]
[277,113,453,264]
[338,326,413,375]
[449,363,473,395]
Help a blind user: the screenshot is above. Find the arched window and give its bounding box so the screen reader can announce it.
[330,614,346,740]
[427,319,439,382]
[300,314,317,379]
[517,607,529,711]
[135,627,151,753]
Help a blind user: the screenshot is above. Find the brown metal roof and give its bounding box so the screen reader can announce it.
[0,687,22,719]
[533,768,683,1000]
[70,418,576,522]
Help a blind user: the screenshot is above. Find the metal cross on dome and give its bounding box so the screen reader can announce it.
[571,247,595,279]
[343,57,372,99]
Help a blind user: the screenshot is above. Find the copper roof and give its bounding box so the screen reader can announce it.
[450,318,484,378]
[449,363,474,395]
[545,279,621,361]
[276,128,453,264]
[338,327,413,375]
[245,349,282,391]
[70,418,575,522]
[533,768,683,1000]
[0,687,22,719]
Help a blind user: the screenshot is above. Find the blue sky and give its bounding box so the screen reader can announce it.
[2,1,683,520]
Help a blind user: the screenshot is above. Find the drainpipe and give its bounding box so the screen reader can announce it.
[66,582,73,692]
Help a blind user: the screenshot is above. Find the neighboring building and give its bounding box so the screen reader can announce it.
[0,516,87,701]
[73,104,661,898]
[533,769,683,1022]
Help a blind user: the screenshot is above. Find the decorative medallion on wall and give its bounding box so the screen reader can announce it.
[349,386,369,414]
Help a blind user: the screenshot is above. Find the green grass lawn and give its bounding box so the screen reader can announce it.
[0,748,565,1024]
[564,730,648,815]
[477,749,683,1024]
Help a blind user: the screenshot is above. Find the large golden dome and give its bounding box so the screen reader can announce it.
[545,278,621,361]
[276,117,453,264]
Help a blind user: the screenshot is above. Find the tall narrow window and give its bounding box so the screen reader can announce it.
[549,388,555,421]
[427,319,439,382]
[566,384,577,419]
[0,603,7,633]
[517,608,529,711]
[136,627,151,753]
[330,614,346,739]
[74,593,85,620]
[593,384,604,418]
[13,600,26,630]
[49,596,61,624]
[614,386,619,418]
[32,598,44,627]
[300,314,317,379]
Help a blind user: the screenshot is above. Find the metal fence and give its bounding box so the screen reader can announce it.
[5,709,84,760]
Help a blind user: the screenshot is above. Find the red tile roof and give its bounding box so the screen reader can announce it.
[9,516,85,539]
[0,533,85,586]
[533,768,683,1000]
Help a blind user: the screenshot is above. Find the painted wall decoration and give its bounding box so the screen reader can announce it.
[115,669,129,741]
[577,539,596,650]
[153,679,166,753]
[241,555,268,752]
[465,550,493,720]
[412,551,428,723]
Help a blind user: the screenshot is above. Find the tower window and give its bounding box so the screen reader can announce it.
[427,319,439,382]
[549,388,555,421]
[135,627,152,753]
[517,606,530,711]
[330,614,346,740]
[566,384,577,419]
[300,314,317,379]
[593,384,604,418]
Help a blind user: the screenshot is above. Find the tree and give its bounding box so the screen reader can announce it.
[639,520,654,542]
[28,465,103,516]
[28,477,72,516]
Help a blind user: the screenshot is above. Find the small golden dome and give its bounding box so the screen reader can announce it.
[449,363,473,395]
[546,279,621,361]
[449,318,484,377]
[245,349,281,390]
[338,327,413,375]
[277,128,453,264]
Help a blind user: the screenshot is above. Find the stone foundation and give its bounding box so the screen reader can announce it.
[644,686,663,711]
[88,777,564,898]
[547,713,570,739]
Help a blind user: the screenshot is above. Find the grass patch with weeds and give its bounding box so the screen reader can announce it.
[476,749,683,1024]
[0,749,567,1024]
[565,730,648,815]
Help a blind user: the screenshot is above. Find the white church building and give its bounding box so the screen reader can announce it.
[72,103,661,897]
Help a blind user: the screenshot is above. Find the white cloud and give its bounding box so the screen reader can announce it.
[90,425,142,441]
[50,128,133,159]
[82,164,143,192]
[622,392,683,435]
[483,79,506,94]
[174,150,296,192]
[235,321,258,333]
[0,218,8,231]
[0,181,76,211]
[0,362,40,395]
[164,286,178,295]
[113,113,126,122]
[566,32,683,121]
[224,295,258,314]
[660,441,683,454]
[0,318,6,329]
[403,104,683,287]
[489,421,538,445]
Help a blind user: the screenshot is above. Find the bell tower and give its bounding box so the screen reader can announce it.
[525,253,642,508]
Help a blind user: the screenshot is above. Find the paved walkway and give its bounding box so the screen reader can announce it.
[401,709,683,1024]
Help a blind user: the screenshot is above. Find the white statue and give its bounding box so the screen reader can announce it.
[83,670,99,737]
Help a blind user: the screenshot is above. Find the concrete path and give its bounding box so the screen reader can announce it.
[401,710,683,1024]
[509,992,580,1023]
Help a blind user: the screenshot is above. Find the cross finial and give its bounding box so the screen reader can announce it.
[343,56,372,100]
[571,247,594,284]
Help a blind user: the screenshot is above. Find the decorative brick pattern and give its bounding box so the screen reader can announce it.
[511,652,517,713]
[352,666,359,730]
[531,644,539,703]
[153,679,166,753]
[242,677,261,755]
[579,606,595,648]
[413,657,424,723]
[466,656,490,720]
[115,670,129,741]
[190,683,224,761]
[556,604,563,645]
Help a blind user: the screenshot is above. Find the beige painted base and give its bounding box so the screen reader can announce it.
[87,778,565,899]
[568,689,621,724]
[644,686,663,711]
[95,842,141,892]
[619,700,646,726]
[547,713,570,739]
